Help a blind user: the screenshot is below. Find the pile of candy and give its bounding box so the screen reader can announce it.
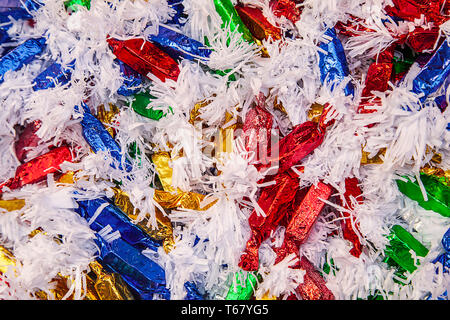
[0,0,448,300]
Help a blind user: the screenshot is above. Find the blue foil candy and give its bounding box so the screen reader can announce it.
[74,196,162,252]
[411,40,450,103]
[0,37,46,83]
[0,28,9,45]
[166,0,187,26]
[116,59,142,96]
[0,0,41,23]
[184,281,204,300]
[147,25,211,62]
[94,235,170,300]
[318,27,354,97]
[32,59,75,91]
[76,102,133,172]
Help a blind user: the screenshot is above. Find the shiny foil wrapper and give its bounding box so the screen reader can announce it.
[74,197,163,252]
[432,228,450,273]
[385,0,444,24]
[148,25,211,62]
[0,37,46,83]
[396,173,449,217]
[152,151,175,192]
[77,102,132,172]
[276,182,333,262]
[225,271,259,300]
[94,235,170,300]
[96,104,120,138]
[112,187,175,253]
[14,120,42,163]
[0,198,25,212]
[307,103,324,123]
[154,189,217,211]
[0,145,73,193]
[116,59,142,96]
[410,40,450,103]
[383,225,429,274]
[213,0,255,43]
[407,26,441,53]
[420,165,449,187]
[360,147,386,165]
[32,60,75,91]
[64,0,90,11]
[107,37,180,82]
[340,177,363,258]
[239,170,302,271]
[235,5,281,41]
[0,0,40,24]
[270,0,302,24]
[88,260,134,300]
[184,281,204,300]
[131,92,167,120]
[358,61,393,114]
[0,245,16,274]
[318,28,354,97]
[166,0,187,26]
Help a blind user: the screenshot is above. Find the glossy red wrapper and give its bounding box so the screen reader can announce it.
[335,16,377,37]
[235,5,282,41]
[275,182,334,263]
[340,177,363,258]
[287,256,335,300]
[0,146,73,193]
[14,120,42,163]
[239,170,302,271]
[407,27,441,53]
[107,38,180,82]
[385,0,446,24]
[270,0,302,24]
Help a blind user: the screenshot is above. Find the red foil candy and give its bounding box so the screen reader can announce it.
[275,182,334,263]
[239,170,302,271]
[235,5,282,41]
[270,0,302,24]
[107,38,180,82]
[14,120,42,163]
[340,177,363,258]
[0,146,73,193]
[407,27,441,53]
[385,0,445,24]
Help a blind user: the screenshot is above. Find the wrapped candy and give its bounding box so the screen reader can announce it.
[64,0,90,11]
[225,271,259,300]
[116,59,142,97]
[0,198,26,211]
[0,0,41,23]
[130,92,169,120]
[32,60,75,91]
[213,0,255,43]
[235,5,282,41]
[14,120,42,163]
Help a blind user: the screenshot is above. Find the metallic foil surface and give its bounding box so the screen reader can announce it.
[225,271,258,300]
[107,37,180,82]
[270,0,301,24]
[77,102,132,172]
[433,228,450,275]
[0,145,73,193]
[383,225,429,274]
[116,59,142,96]
[0,198,25,212]
[0,0,41,24]
[239,170,302,271]
[242,104,273,166]
[235,5,281,41]
[74,197,163,252]
[307,103,324,123]
[318,28,354,97]
[0,37,46,83]
[131,92,166,120]
[94,234,170,300]
[276,182,333,262]
[340,177,363,258]
[410,40,450,103]
[385,0,444,24]
[0,245,16,274]
[88,260,134,300]
[421,165,449,187]
[154,189,216,211]
[64,0,90,11]
[112,187,175,253]
[213,0,255,43]
[396,173,449,217]
[360,147,386,165]
[293,257,335,300]
[147,25,211,62]
[152,151,175,192]
[166,0,187,26]
[32,60,75,91]
[96,104,120,138]
[184,281,204,300]
[14,120,42,163]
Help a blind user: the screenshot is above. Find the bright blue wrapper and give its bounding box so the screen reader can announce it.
[32,59,75,91]
[184,281,204,300]
[0,0,41,23]
[147,25,211,62]
[116,59,142,96]
[318,27,354,97]
[432,228,450,273]
[0,28,9,45]
[76,102,132,172]
[74,196,162,252]
[411,40,450,103]
[166,0,186,26]
[94,234,170,300]
[0,37,46,83]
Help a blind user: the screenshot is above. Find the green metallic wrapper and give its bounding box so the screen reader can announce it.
[131,93,170,120]
[213,0,254,44]
[64,0,90,11]
[225,271,259,300]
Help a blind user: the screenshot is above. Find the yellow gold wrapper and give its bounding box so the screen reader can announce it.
[421,165,450,187]
[0,246,16,274]
[57,171,77,184]
[361,147,386,165]
[189,99,209,125]
[89,261,134,300]
[307,103,324,123]
[0,199,25,212]
[218,112,236,155]
[273,96,287,114]
[259,292,277,300]
[254,38,270,58]
[96,104,120,137]
[152,152,175,192]
[154,189,217,211]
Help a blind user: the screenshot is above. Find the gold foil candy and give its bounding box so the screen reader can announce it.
[154,189,217,211]
[189,99,212,125]
[96,104,120,137]
[361,147,386,165]
[218,111,237,155]
[0,246,16,274]
[57,171,76,184]
[307,103,324,123]
[0,199,25,212]
[88,261,134,300]
[421,165,450,187]
[152,151,175,192]
[259,291,277,300]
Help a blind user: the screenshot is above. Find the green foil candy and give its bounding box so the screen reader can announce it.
[383,225,429,275]
[131,93,172,120]
[64,0,90,11]
[213,0,254,44]
[396,173,449,217]
[225,271,259,300]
